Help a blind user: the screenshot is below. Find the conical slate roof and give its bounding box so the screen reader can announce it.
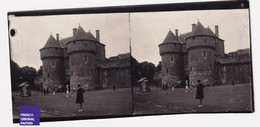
[72,26,98,41]
[72,25,89,40]
[86,32,97,41]
[43,35,61,48]
[191,21,211,36]
[205,27,217,37]
[162,30,180,43]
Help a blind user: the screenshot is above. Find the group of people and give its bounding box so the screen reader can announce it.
[43,88,49,95]
[162,80,205,108]
[42,85,85,112]
[162,83,169,91]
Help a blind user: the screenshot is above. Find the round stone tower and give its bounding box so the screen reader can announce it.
[185,21,217,86]
[66,26,98,91]
[159,29,184,87]
[40,34,64,91]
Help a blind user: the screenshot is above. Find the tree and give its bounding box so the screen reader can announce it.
[37,66,43,76]
[20,66,37,88]
[137,61,156,83]
[156,61,162,71]
[10,59,38,91]
[10,60,22,91]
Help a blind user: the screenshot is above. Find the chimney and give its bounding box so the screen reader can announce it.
[73,28,77,36]
[175,29,178,39]
[192,24,196,32]
[215,25,219,37]
[56,33,59,42]
[96,30,100,41]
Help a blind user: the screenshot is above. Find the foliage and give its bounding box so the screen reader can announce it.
[10,60,37,91]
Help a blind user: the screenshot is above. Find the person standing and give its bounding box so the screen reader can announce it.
[185,80,189,93]
[46,87,49,95]
[190,82,193,92]
[232,80,235,86]
[52,88,55,95]
[162,83,165,91]
[196,80,205,108]
[66,85,69,97]
[76,84,85,112]
[113,85,116,91]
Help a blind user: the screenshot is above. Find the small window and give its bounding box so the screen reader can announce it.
[166,69,169,73]
[47,73,50,78]
[83,56,88,61]
[73,41,76,44]
[202,51,207,57]
[190,66,192,71]
[170,57,173,62]
[52,61,55,66]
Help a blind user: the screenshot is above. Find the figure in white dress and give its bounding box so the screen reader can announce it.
[66,85,69,97]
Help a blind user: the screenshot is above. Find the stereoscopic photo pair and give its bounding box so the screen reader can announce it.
[8,0,253,123]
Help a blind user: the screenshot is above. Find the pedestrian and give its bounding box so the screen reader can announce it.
[66,85,70,97]
[113,85,116,91]
[165,83,168,91]
[46,88,49,95]
[162,83,165,91]
[43,88,46,95]
[76,84,85,112]
[52,88,55,95]
[190,82,193,92]
[232,80,235,86]
[196,80,205,108]
[185,80,189,93]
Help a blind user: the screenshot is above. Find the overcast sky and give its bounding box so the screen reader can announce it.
[9,9,250,69]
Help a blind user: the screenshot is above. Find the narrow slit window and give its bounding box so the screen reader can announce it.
[170,57,173,62]
[202,51,207,57]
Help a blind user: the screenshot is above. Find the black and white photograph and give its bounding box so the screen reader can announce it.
[9,13,132,120]
[131,9,253,114]
[5,0,257,126]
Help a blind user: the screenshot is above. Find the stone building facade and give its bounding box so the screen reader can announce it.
[40,25,130,91]
[159,21,251,86]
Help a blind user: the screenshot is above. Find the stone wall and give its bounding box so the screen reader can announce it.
[69,52,97,91]
[161,53,184,87]
[218,54,252,84]
[215,39,225,57]
[96,43,106,62]
[186,36,216,86]
[101,67,131,89]
[42,58,64,91]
